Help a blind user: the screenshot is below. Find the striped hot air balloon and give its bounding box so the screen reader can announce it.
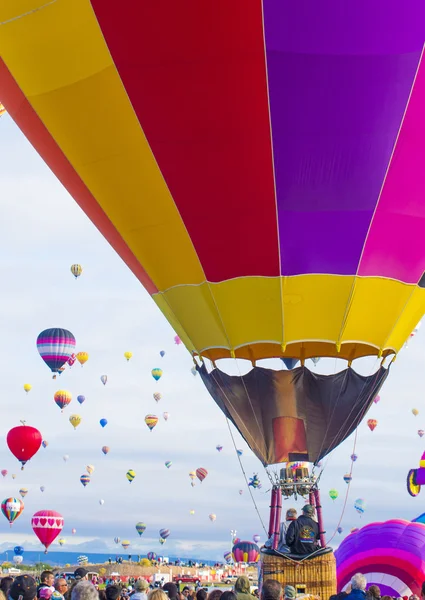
[196,468,208,483]
[151,368,162,381]
[1,497,24,526]
[70,264,83,279]
[159,528,170,540]
[126,469,136,483]
[136,522,146,536]
[80,474,90,487]
[37,329,76,377]
[145,415,158,431]
[54,390,72,411]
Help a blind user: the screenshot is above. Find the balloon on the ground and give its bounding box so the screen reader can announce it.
[69,414,82,430]
[124,351,132,361]
[367,419,378,432]
[70,264,82,278]
[232,541,260,563]
[126,469,136,483]
[32,510,64,553]
[151,368,162,381]
[76,352,89,366]
[2,497,24,526]
[102,446,110,455]
[80,474,90,487]
[196,468,208,483]
[7,425,42,469]
[147,552,157,561]
[354,498,366,515]
[23,384,32,393]
[136,522,146,536]
[77,395,85,404]
[54,390,72,411]
[37,329,76,377]
[100,375,107,385]
[223,552,232,563]
[100,418,108,428]
[145,415,158,431]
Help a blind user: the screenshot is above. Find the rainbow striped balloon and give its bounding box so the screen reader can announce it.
[36,329,76,376]
[145,415,158,431]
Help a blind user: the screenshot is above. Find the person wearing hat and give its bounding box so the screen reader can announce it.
[264,508,297,552]
[285,504,320,556]
[10,575,38,600]
[74,569,89,582]
[131,580,149,600]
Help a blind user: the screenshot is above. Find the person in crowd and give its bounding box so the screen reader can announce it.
[196,590,207,600]
[163,583,179,600]
[148,591,167,600]
[10,576,38,600]
[234,577,255,600]
[260,580,282,600]
[98,592,107,600]
[286,505,320,555]
[206,591,222,600]
[366,585,380,600]
[283,587,296,600]
[71,582,98,600]
[54,579,69,600]
[105,586,121,600]
[221,592,237,600]
[344,574,367,600]
[74,570,89,583]
[131,580,149,600]
[37,572,55,598]
[1,577,14,599]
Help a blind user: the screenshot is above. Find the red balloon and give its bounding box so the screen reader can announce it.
[31,510,64,553]
[7,425,42,469]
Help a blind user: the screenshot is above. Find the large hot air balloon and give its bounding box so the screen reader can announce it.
[70,264,83,279]
[1,498,24,526]
[76,352,89,366]
[136,522,146,536]
[4,3,425,471]
[196,468,208,483]
[69,414,82,430]
[54,390,72,411]
[145,415,158,431]
[31,510,64,553]
[232,541,260,564]
[36,329,76,378]
[7,425,42,469]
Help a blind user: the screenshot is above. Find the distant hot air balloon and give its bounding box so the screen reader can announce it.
[54,390,72,411]
[196,468,208,483]
[343,473,352,484]
[160,351,165,358]
[153,393,162,402]
[58,538,66,546]
[1,497,24,526]
[11,474,16,480]
[63,455,69,462]
[163,412,169,421]
[23,384,32,393]
[174,335,182,345]
[68,353,76,367]
[239,490,243,495]
[99,499,104,505]
[126,469,136,483]
[165,461,172,469]
[102,446,110,455]
[1,470,7,478]
[236,449,243,457]
[145,415,158,431]
[413,408,419,416]
[191,367,197,376]
[14,546,24,555]
[354,498,366,515]
[189,471,196,481]
[7,425,42,469]
[337,527,343,534]
[232,541,260,563]
[42,440,48,449]
[80,474,90,487]
[189,510,195,515]
[159,528,170,539]
[114,537,120,544]
[77,395,85,404]
[151,368,163,381]
[40,486,45,492]
[86,465,95,475]
[350,454,358,462]
[124,352,133,361]
[367,419,378,432]
[32,510,64,553]
[69,414,82,430]
[253,534,261,543]
[0,103,5,117]
[70,264,83,279]
[329,489,339,501]
[72,528,76,535]
[311,357,321,366]
[147,552,156,561]
[121,540,130,550]
[223,551,232,563]
[216,445,223,452]
[19,488,28,499]
[76,352,89,366]
[100,375,107,385]
[136,522,146,536]
[100,418,108,428]
[373,395,381,404]
[208,514,216,522]
[13,556,23,565]
[419,430,425,438]
[37,329,76,377]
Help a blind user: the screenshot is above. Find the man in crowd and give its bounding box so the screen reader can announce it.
[260,580,282,600]
[37,571,54,598]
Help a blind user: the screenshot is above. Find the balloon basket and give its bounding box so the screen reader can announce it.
[261,549,336,598]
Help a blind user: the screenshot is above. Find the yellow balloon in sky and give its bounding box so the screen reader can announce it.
[69,414,82,430]
[76,352,89,366]
[412,408,419,416]
[86,465,95,475]
[70,264,83,278]
[124,351,133,361]
[23,384,32,393]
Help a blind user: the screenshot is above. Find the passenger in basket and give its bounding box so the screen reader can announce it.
[285,504,320,555]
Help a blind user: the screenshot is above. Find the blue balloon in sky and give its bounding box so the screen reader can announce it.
[100,418,108,428]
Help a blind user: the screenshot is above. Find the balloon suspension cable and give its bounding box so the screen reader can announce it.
[223,414,268,536]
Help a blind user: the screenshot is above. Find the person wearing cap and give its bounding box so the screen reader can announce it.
[10,575,38,600]
[264,508,297,552]
[74,569,89,582]
[285,504,320,555]
[284,587,296,600]
[37,572,54,599]
[131,580,149,600]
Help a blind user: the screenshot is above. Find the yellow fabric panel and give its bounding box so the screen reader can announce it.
[0,0,204,290]
[384,286,425,351]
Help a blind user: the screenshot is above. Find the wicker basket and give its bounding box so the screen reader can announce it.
[261,550,337,599]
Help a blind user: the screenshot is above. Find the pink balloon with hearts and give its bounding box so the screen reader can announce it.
[31,510,64,553]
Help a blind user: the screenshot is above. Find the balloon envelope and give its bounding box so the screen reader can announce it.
[14,546,24,555]
[36,329,76,375]
[31,510,64,552]
[232,541,260,563]
[136,522,146,536]
[7,425,42,468]
[77,395,85,404]
[1,497,24,525]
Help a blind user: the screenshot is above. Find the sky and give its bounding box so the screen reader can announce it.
[0,112,424,562]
